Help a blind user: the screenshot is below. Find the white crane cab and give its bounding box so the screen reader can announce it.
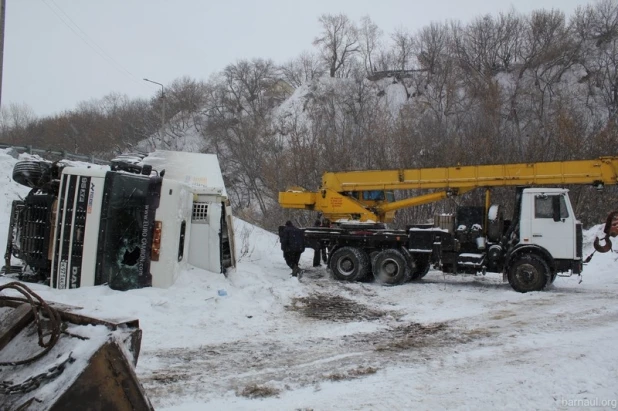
[518,188,578,260]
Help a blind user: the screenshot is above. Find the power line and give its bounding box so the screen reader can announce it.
[40,0,142,85]
[47,0,136,79]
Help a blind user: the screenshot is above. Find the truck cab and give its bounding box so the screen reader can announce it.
[4,151,236,291]
[519,188,578,259]
[506,187,583,284]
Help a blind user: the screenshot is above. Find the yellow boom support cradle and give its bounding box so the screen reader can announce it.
[278,157,618,222]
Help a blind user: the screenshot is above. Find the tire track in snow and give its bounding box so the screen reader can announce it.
[139,271,618,408]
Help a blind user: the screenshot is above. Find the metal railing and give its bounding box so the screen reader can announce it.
[0,143,109,164]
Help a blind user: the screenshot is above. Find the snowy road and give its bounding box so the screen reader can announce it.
[138,263,618,410]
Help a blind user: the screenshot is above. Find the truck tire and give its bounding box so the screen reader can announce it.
[329,247,370,282]
[507,254,550,293]
[373,249,411,285]
[410,255,431,281]
[12,160,52,188]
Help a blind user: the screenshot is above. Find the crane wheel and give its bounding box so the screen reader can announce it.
[329,247,370,282]
[507,253,550,293]
[373,249,411,285]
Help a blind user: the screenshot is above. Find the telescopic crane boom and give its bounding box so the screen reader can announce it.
[279,157,618,222]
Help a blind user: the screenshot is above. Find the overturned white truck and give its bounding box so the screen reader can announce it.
[3,150,236,290]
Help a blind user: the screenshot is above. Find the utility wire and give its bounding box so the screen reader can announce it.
[47,0,135,79]
[40,0,142,85]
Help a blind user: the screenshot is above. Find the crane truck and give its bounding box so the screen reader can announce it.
[279,157,618,293]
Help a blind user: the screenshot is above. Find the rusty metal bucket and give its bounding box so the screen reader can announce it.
[0,282,153,411]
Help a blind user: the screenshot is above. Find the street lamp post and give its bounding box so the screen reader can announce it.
[0,0,6,110]
[143,78,165,132]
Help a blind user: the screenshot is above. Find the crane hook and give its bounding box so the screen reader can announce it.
[593,235,612,253]
[593,211,618,253]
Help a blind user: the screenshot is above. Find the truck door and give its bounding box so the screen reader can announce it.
[188,198,222,273]
[525,193,575,259]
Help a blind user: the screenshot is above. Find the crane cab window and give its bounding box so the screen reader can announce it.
[363,190,385,201]
[534,195,568,219]
[360,190,395,202]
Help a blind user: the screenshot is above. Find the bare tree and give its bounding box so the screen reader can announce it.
[205,59,281,216]
[313,13,360,77]
[166,76,208,116]
[279,51,325,88]
[587,0,618,45]
[521,9,569,69]
[0,103,37,143]
[222,58,278,116]
[358,15,383,74]
[414,21,450,74]
[391,27,415,71]
[494,10,523,71]
[573,1,618,119]
[458,14,498,75]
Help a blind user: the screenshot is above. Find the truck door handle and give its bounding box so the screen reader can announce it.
[532,234,542,237]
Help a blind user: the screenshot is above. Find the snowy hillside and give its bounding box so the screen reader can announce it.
[1,149,618,410]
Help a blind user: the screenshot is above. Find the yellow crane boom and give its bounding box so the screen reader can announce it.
[279,157,618,222]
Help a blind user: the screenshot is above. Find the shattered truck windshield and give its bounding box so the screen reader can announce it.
[96,172,161,290]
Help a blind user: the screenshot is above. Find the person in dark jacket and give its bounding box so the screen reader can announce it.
[312,219,328,267]
[279,220,305,276]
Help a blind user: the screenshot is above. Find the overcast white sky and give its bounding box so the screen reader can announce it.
[4,0,589,117]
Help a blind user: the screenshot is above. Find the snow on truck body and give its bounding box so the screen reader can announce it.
[4,150,235,290]
[141,151,236,278]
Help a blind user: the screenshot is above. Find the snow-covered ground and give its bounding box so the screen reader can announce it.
[1,148,617,410]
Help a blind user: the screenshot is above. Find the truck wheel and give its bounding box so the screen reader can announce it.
[12,160,52,188]
[329,247,370,282]
[373,249,411,285]
[507,254,550,293]
[410,255,430,281]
